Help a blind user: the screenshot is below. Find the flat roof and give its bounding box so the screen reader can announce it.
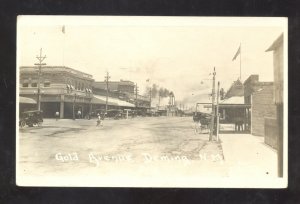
[20,66,93,80]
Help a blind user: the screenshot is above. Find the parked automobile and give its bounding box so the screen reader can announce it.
[19,110,43,127]
[90,109,105,119]
[106,109,125,120]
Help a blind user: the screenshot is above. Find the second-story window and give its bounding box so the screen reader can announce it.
[31,83,37,87]
[22,83,28,87]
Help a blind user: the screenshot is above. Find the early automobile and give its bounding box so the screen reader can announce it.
[106,109,124,120]
[19,110,43,128]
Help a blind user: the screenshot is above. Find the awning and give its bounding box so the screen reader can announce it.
[220,96,244,105]
[19,96,37,104]
[91,95,117,106]
[219,96,250,108]
[219,104,251,108]
[91,94,135,107]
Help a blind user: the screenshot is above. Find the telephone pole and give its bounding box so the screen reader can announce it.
[216,81,220,142]
[209,67,216,141]
[149,87,152,109]
[135,83,139,108]
[34,48,47,111]
[105,72,110,114]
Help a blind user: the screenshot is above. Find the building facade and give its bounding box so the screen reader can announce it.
[243,75,276,136]
[224,79,244,99]
[92,80,150,109]
[265,33,284,154]
[19,66,94,118]
[93,80,135,94]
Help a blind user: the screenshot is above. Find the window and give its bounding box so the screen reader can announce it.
[44,82,50,87]
[23,83,28,87]
[31,83,37,87]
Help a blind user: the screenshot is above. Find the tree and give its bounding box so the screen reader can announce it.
[151,84,158,98]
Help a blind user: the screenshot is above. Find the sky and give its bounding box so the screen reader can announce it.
[17,16,286,108]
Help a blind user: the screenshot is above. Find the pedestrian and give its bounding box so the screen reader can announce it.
[55,111,59,121]
[77,110,82,119]
[96,113,102,126]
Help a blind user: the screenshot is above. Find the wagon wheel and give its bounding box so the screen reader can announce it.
[20,120,26,128]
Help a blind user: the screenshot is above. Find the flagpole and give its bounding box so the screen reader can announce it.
[62,25,65,66]
[63,26,66,66]
[240,43,241,80]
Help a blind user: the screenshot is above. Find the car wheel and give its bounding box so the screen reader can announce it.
[20,121,26,128]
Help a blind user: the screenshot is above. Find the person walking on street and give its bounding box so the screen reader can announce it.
[96,113,102,126]
[77,110,82,119]
[55,111,59,121]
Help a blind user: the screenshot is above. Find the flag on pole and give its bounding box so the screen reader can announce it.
[232,45,241,61]
[62,25,65,34]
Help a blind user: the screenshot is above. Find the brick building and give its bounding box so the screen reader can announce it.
[93,80,135,94]
[19,66,94,118]
[92,80,150,109]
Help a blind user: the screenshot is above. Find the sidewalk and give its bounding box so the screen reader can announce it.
[220,134,278,178]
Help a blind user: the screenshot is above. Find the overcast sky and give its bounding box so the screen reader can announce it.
[18,16,286,107]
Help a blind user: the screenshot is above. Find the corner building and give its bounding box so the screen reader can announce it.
[19,66,94,118]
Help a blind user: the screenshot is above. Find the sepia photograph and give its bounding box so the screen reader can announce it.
[16,16,287,187]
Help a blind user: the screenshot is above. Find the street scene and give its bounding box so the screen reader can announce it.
[18,117,277,186]
[17,16,287,187]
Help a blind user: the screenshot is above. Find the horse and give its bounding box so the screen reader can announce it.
[233,116,245,132]
[193,112,211,133]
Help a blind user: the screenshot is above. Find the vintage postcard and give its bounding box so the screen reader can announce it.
[16,16,288,187]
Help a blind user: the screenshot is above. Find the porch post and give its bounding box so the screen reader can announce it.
[60,95,64,119]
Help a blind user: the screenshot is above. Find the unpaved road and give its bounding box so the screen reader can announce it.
[18,116,227,186]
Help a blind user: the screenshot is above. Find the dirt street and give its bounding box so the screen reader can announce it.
[17,116,227,186]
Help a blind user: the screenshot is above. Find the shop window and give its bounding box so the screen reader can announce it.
[31,83,37,87]
[23,83,28,87]
[44,82,50,87]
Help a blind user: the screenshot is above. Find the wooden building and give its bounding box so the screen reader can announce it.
[243,75,276,136]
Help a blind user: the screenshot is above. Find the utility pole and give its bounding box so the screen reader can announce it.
[158,94,161,107]
[149,87,152,109]
[105,72,110,114]
[135,83,139,108]
[34,48,47,111]
[209,67,216,141]
[216,81,220,142]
